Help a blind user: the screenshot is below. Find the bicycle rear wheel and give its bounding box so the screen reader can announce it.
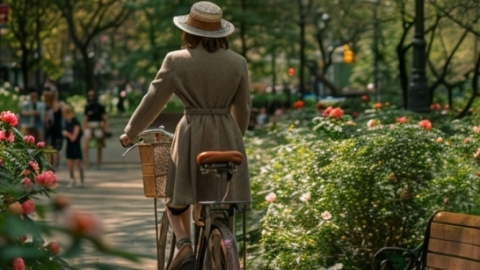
[202,219,240,270]
[157,210,176,270]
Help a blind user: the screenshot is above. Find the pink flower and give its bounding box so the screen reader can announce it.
[373,103,382,109]
[29,161,39,174]
[35,171,58,189]
[1,111,18,127]
[21,178,33,192]
[21,169,30,176]
[321,211,332,220]
[329,107,344,119]
[367,119,379,128]
[464,137,472,144]
[474,148,480,159]
[473,126,480,134]
[36,141,45,148]
[0,129,14,142]
[396,116,407,124]
[23,135,35,145]
[47,241,61,255]
[419,119,432,130]
[265,192,277,203]
[66,211,105,238]
[322,106,333,117]
[11,257,25,270]
[21,199,36,214]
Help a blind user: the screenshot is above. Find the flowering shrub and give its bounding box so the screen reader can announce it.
[0,111,138,269]
[247,104,480,269]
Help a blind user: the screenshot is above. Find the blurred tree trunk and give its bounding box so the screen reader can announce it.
[53,0,131,93]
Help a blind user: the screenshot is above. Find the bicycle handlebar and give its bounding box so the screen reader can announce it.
[121,125,174,157]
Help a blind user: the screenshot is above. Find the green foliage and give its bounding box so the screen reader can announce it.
[247,104,480,269]
[0,111,139,269]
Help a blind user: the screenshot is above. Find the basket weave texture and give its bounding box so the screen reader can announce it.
[138,141,171,198]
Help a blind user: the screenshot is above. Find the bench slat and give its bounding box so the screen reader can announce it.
[427,238,480,260]
[429,222,480,246]
[432,212,480,228]
[425,253,480,269]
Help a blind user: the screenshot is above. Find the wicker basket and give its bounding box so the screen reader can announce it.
[138,141,171,198]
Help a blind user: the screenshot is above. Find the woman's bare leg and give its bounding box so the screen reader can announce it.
[167,206,192,241]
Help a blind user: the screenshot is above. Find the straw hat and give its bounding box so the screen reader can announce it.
[173,1,234,38]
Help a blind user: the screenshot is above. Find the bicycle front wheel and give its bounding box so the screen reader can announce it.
[157,210,176,270]
[202,219,240,270]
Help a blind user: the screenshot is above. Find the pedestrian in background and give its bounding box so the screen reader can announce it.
[19,88,46,142]
[83,90,110,169]
[44,88,65,169]
[62,104,84,187]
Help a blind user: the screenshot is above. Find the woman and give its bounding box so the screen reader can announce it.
[119,2,251,269]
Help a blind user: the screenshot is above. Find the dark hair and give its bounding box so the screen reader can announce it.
[182,32,229,52]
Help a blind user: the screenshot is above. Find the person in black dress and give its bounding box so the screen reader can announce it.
[62,105,84,187]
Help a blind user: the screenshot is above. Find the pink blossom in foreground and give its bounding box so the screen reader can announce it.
[0,129,14,142]
[23,135,35,145]
[265,192,277,203]
[66,211,105,238]
[21,199,36,214]
[21,178,33,192]
[35,171,58,189]
[11,257,25,270]
[47,241,61,255]
[29,161,39,174]
[1,111,18,127]
[36,141,45,148]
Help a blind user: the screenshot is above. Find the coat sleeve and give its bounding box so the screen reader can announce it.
[124,54,175,139]
[230,58,251,136]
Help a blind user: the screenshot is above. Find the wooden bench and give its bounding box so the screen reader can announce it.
[371,211,480,270]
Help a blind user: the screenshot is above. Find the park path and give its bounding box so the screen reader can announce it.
[47,113,182,269]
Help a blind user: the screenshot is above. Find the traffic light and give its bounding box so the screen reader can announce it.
[0,4,9,25]
[343,45,354,64]
[288,67,295,77]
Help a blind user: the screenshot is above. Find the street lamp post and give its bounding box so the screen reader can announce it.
[407,0,430,112]
[298,0,312,100]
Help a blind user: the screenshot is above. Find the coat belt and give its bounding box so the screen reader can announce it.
[184,108,230,115]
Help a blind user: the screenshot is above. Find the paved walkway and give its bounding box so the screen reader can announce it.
[49,113,182,269]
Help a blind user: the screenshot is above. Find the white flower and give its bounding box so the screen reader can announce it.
[300,192,311,202]
[321,210,332,220]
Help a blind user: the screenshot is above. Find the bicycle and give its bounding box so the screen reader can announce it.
[122,126,249,270]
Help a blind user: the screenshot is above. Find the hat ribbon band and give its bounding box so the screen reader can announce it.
[186,15,221,31]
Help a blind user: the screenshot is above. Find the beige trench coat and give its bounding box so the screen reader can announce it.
[124,45,251,206]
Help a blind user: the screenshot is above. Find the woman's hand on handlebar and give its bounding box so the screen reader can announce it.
[119,134,132,148]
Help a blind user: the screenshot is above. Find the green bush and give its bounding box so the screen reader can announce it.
[247,105,480,269]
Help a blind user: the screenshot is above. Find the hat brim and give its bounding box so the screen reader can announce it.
[173,15,235,38]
